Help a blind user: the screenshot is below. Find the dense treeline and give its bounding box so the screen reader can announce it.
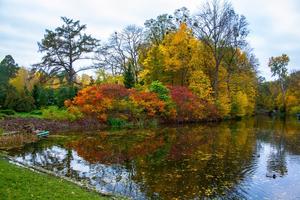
[0,0,298,123]
[0,55,88,113]
[257,70,300,115]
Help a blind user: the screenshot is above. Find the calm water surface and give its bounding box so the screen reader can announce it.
[8,116,300,199]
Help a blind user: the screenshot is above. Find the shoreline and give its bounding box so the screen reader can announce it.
[0,156,124,200]
[0,117,107,133]
[1,114,295,134]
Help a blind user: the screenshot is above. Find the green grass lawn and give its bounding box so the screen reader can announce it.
[0,158,114,200]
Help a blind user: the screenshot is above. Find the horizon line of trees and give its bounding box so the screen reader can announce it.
[0,0,299,119]
[33,0,259,119]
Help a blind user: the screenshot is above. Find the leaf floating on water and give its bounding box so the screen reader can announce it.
[204,188,213,196]
[200,155,212,161]
[206,174,214,179]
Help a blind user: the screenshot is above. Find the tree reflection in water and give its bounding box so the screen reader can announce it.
[9,116,300,199]
[266,119,288,177]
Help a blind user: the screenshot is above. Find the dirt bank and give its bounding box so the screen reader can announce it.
[0,117,106,133]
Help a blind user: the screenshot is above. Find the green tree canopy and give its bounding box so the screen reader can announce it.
[0,55,19,84]
[0,55,19,107]
[123,61,135,89]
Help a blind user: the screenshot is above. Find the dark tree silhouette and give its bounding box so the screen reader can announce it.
[33,17,100,86]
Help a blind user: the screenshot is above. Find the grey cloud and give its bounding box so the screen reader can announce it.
[0,0,299,80]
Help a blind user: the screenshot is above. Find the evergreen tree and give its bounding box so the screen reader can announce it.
[0,55,19,107]
[33,17,99,86]
[123,62,135,88]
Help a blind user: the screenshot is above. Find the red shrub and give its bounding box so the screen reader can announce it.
[169,86,206,121]
[99,84,129,99]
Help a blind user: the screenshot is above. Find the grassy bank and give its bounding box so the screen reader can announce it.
[0,158,112,200]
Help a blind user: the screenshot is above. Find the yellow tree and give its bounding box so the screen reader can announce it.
[224,51,257,116]
[188,69,213,101]
[10,67,39,92]
[160,23,202,86]
[9,67,28,92]
[141,45,166,85]
[80,74,92,87]
[142,23,215,102]
[285,71,300,113]
[215,66,231,117]
[268,54,289,112]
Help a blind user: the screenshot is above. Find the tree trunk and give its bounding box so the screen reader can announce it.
[67,68,75,87]
[213,61,220,98]
[280,81,286,113]
[226,73,231,99]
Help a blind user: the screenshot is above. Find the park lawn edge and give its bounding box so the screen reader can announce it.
[0,157,125,200]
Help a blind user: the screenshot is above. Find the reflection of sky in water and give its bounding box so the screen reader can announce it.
[240,142,300,200]
[13,141,300,199]
[14,146,145,199]
[9,117,300,199]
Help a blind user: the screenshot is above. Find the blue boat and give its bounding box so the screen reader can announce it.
[36,130,49,138]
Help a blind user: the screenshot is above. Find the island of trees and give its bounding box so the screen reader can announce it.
[0,1,299,127]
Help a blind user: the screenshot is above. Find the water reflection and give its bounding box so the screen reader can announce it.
[9,116,300,199]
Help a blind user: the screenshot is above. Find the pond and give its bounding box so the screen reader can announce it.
[8,116,300,199]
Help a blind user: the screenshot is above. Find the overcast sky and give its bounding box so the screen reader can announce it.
[0,0,299,80]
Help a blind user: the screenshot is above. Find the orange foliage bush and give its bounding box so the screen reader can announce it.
[129,90,165,117]
[66,84,123,121]
[66,83,219,123]
[66,84,167,122]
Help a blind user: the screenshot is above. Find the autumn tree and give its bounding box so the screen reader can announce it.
[33,17,100,86]
[227,51,257,116]
[9,67,40,92]
[79,74,92,87]
[286,71,300,114]
[257,70,300,114]
[268,54,290,112]
[140,45,166,84]
[193,0,249,98]
[188,70,213,100]
[162,23,201,86]
[143,23,203,86]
